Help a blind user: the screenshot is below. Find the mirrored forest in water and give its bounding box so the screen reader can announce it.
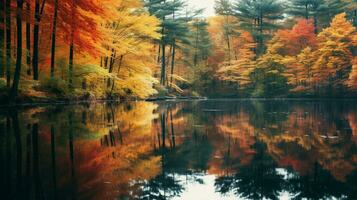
[1,100,357,200]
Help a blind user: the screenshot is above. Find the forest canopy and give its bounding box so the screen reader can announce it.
[0,0,356,102]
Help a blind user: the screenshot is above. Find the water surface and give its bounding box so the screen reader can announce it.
[1,100,357,200]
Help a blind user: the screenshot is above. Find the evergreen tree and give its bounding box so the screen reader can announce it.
[288,0,347,33]
[145,0,186,85]
[215,0,239,63]
[145,0,197,86]
[233,0,285,55]
[191,19,212,67]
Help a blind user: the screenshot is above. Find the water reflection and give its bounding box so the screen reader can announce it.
[0,100,357,199]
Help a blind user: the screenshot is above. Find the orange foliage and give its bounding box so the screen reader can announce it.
[274,19,317,56]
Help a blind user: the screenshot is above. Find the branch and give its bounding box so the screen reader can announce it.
[39,0,46,17]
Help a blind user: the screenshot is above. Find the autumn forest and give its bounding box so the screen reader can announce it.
[1,1,357,199]
[0,0,356,102]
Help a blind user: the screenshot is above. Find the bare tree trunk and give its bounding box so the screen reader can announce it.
[11,0,24,98]
[68,0,75,89]
[32,0,46,80]
[26,0,31,75]
[50,0,58,78]
[5,0,11,87]
[170,40,176,87]
[32,0,40,80]
[50,125,57,199]
[161,42,166,85]
[157,45,161,64]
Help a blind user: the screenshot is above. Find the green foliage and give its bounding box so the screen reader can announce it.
[40,77,69,96]
[234,0,285,55]
[190,19,213,66]
[0,78,6,90]
[249,67,289,97]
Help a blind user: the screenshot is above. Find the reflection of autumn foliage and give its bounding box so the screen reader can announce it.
[29,102,162,200]
[214,113,256,166]
[78,102,161,199]
[2,101,357,199]
[347,112,357,143]
[258,106,357,182]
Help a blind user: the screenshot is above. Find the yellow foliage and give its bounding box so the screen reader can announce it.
[217,31,256,87]
[312,13,356,87]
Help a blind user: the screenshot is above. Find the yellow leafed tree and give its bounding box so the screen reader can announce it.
[217,31,256,87]
[312,13,356,89]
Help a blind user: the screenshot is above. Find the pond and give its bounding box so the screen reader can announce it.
[0,99,357,200]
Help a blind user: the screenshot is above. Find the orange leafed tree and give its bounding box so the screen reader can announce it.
[312,13,356,89]
[273,19,317,56]
[217,31,256,87]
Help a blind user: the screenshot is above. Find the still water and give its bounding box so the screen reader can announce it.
[0,100,357,200]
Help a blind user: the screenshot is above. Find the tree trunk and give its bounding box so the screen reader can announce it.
[0,0,5,77]
[161,113,166,148]
[170,109,175,148]
[11,0,24,98]
[117,55,123,74]
[259,15,263,54]
[12,110,22,197]
[107,48,116,88]
[5,0,11,87]
[50,0,58,78]
[170,39,176,87]
[32,123,44,200]
[50,125,57,199]
[26,1,31,75]
[68,0,75,89]
[157,45,161,64]
[194,22,199,67]
[305,4,308,20]
[160,4,166,85]
[225,15,231,64]
[313,14,318,34]
[160,42,166,85]
[68,42,74,88]
[32,0,40,80]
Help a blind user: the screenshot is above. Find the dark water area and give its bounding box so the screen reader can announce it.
[0,99,357,200]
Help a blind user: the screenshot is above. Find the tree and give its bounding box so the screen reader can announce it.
[347,57,357,89]
[215,0,238,63]
[343,0,356,26]
[145,0,188,86]
[5,0,11,87]
[50,0,58,78]
[312,13,356,94]
[191,19,212,67]
[268,19,317,91]
[25,0,31,75]
[217,31,256,87]
[295,47,315,89]
[68,0,75,89]
[234,0,285,55]
[272,19,317,56]
[32,0,46,80]
[11,0,24,98]
[288,0,314,19]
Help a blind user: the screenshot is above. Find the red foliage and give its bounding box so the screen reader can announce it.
[275,19,317,55]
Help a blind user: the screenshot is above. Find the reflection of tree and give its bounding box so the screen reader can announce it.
[285,163,350,200]
[215,143,285,200]
[258,103,357,182]
[138,173,184,200]
[1,100,357,200]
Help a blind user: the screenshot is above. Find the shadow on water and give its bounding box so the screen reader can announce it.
[0,100,357,199]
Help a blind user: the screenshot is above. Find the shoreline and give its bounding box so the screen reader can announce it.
[2,96,357,107]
